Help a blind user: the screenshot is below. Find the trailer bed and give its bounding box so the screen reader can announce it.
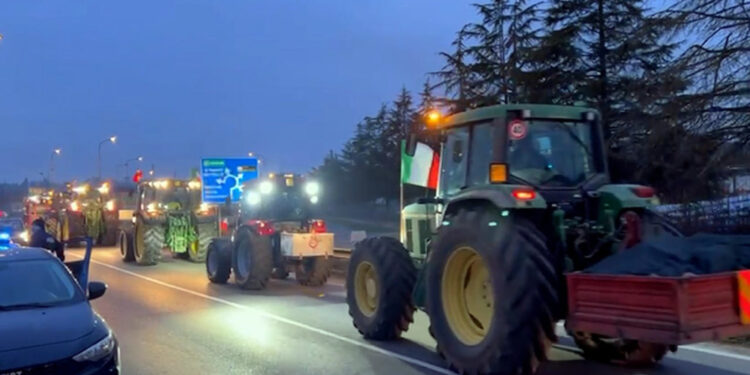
[566,271,750,345]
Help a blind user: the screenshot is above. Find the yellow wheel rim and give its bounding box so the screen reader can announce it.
[354,261,379,317]
[442,246,493,346]
[189,241,198,256]
[135,223,144,258]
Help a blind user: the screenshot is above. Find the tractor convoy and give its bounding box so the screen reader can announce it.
[15,102,749,375]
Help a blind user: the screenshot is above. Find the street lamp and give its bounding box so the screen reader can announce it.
[48,148,61,184]
[97,136,117,180]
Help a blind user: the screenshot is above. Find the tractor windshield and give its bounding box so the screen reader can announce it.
[508,120,596,187]
[144,187,193,210]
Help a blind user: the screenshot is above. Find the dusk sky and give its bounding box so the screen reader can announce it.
[0,1,475,183]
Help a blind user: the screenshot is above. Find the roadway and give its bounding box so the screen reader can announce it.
[69,247,750,375]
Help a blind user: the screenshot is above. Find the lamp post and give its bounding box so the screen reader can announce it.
[97,136,117,180]
[48,148,61,184]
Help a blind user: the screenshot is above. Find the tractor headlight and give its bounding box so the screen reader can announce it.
[245,191,261,205]
[259,181,273,195]
[105,200,116,212]
[310,196,319,204]
[305,181,320,196]
[73,332,116,363]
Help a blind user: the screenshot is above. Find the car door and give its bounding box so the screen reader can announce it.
[64,237,93,289]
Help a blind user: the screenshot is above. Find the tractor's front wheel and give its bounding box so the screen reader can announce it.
[134,221,163,266]
[427,207,559,375]
[346,237,417,340]
[295,257,330,286]
[571,332,670,366]
[206,238,232,284]
[119,230,134,262]
[232,227,273,290]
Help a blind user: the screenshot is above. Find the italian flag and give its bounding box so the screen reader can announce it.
[401,141,439,189]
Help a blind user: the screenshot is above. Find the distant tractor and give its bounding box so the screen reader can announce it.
[343,104,745,375]
[206,173,333,289]
[50,182,120,246]
[119,179,218,265]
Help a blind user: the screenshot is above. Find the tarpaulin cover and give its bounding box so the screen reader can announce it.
[586,233,750,276]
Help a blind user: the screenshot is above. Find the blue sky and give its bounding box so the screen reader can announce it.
[0,1,474,182]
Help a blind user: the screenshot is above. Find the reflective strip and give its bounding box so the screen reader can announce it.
[739,271,750,325]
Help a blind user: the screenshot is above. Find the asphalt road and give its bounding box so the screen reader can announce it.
[69,247,750,375]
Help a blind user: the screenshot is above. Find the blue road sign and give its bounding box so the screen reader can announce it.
[201,158,259,203]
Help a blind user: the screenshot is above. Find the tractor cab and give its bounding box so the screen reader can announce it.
[137,179,203,215]
[239,173,322,232]
[435,104,609,204]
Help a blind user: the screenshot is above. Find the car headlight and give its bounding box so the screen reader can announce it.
[73,332,115,362]
[245,191,261,205]
[259,181,273,195]
[305,181,320,196]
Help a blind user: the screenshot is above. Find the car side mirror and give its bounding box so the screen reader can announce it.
[88,281,107,300]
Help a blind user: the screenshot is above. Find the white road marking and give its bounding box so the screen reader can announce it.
[80,255,454,375]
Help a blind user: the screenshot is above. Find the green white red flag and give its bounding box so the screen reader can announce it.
[401,141,439,189]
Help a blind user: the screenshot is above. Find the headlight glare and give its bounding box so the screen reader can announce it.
[305,182,320,196]
[73,332,115,362]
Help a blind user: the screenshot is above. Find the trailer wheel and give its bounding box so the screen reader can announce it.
[346,237,417,340]
[572,332,670,366]
[119,230,134,262]
[134,221,163,266]
[206,238,232,284]
[232,227,272,290]
[189,221,217,263]
[427,206,559,375]
[295,257,330,286]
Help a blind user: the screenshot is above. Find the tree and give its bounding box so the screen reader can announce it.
[541,0,680,142]
[431,30,483,112]
[462,0,542,104]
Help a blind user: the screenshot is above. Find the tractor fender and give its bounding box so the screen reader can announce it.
[443,185,547,218]
[138,214,167,226]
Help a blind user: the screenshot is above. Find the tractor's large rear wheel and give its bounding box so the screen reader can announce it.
[346,237,417,340]
[232,227,273,290]
[134,221,163,266]
[206,238,232,284]
[189,221,218,263]
[427,207,559,375]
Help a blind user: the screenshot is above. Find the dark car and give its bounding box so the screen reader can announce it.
[0,243,119,374]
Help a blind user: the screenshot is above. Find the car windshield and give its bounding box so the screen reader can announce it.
[508,120,597,187]
[0,259,82,309]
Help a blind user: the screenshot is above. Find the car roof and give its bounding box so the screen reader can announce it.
[0,247,56,262]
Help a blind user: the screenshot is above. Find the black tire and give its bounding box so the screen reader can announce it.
[571,332,670,366]
[68,214,85,243]
[119,230,135,262]
[189,221,218,263]
[346,237,417,340]
[206,238,232,284]
[295,257,331,286]
[427,206,559,375]
[232,227,273,290]
[271,267,290,279]
[134,221,164,266]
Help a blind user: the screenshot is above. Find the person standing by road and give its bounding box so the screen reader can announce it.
[28,218,65,261]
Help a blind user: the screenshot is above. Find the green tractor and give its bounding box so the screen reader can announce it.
[119,179,218,265]
[46,182,120,247]
[346,104,681,374]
